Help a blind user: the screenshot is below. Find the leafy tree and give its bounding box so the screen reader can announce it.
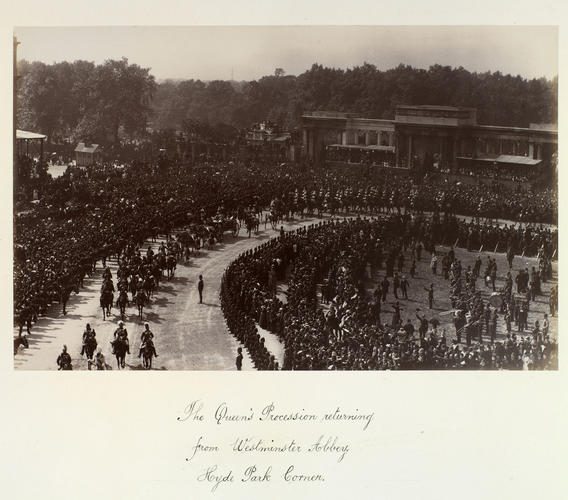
[18,58,558,146]
[85,58,156,145]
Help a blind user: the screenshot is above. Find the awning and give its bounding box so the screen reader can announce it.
[327,144,395,152]
[267,135,290,143]
[16,129,47,141]
[457,155,542,166]
[496,155,542,166]
[75,143,100,153]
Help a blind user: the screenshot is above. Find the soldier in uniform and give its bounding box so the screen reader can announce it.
[56,345,72,370]
[236,347,243,371]
[112,320,130,354]
[138,322,158,358]
[80,323,96,356]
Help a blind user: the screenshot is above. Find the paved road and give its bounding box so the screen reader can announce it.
[13,215,321,371]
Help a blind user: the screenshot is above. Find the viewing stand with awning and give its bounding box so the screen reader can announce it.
[16,129,47,160]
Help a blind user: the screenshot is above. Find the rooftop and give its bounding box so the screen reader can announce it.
[396,104,476,112]
[75,142,100,154]
[16,129,47,141]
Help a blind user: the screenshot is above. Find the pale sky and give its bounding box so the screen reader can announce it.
[14,26,558,81]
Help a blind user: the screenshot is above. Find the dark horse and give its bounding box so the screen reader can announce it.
[141,342,156,369]
[61,282,79,315]
[245,215,259,238]
[166,255,177,280]
[134,290,147,320]
[116,290,129,320]
[100,290,114,320]
[83,334,98,360]
[13,334,29,355]
[113,337,128,369]
[269,210,280,231]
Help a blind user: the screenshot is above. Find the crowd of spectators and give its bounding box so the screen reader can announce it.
[221,215,557,370]
[14,159,557,346]
[325,147,395,167]
[453,163,539,183]
[14,160,307,330]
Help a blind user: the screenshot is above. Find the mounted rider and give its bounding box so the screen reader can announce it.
[102,266,112,281]
[138,322,158,358]
[111,320,130,354]
[80,323,96,356]
[117,275,129,292]
[90,347,107,370]
[146,245,154,261]
[101,275,115,294]
[57,345,72,370]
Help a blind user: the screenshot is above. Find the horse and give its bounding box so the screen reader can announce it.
[172,240,184,261]
[141,342,155,369]
[216,217,239,237]
[178,229,200,256]
[134,290,147,320]
[228,217,240,237]
[116,290,129,320]
[269,211,280,231]
[100,290,114,320]
[83,334,98,361]
[151,264,162,288]
[129,275,138,300]
[184,245,192,263]
[58,359,73,370]
[113,337,128,369]
[245,215,260,237]
[60,282,79,315]
[143,275,156,299]
[13,334,29,355]
[102,267,112,281]
[16,308,33,336]
[203,226,217,249]
[166,255,177,280]
[156,253,167,277]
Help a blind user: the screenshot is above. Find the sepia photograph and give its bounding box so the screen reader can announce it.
[13,25,558,371]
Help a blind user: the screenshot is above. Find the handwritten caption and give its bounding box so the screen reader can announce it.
[177,400,374,492]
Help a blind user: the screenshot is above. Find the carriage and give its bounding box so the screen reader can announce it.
[211,216,240,237]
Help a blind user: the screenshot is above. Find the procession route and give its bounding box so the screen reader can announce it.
[13,214,322,371]
[13,210,557,371]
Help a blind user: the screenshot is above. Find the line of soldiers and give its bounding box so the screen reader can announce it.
[222,213,557,370]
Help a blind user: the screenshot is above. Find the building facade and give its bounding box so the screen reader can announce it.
[75,142,101,167]
[244,122,298,162]
[302,105,557,178]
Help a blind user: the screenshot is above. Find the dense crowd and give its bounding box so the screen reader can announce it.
[14,161,304,331]
[453,163,539,182]
[220,215,557,370]
[325,147,395,167]
[14,159,557,344]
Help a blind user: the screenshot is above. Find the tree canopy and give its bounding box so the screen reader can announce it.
[17,58,155,146]
[17,60,557,147]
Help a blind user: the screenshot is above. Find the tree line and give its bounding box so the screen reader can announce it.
[17,60,557,148]
[17,58,156,147]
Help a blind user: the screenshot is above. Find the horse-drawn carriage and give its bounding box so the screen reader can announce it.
[211,216,240,238]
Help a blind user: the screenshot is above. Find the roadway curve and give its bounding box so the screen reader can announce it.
[14,215,320,371]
